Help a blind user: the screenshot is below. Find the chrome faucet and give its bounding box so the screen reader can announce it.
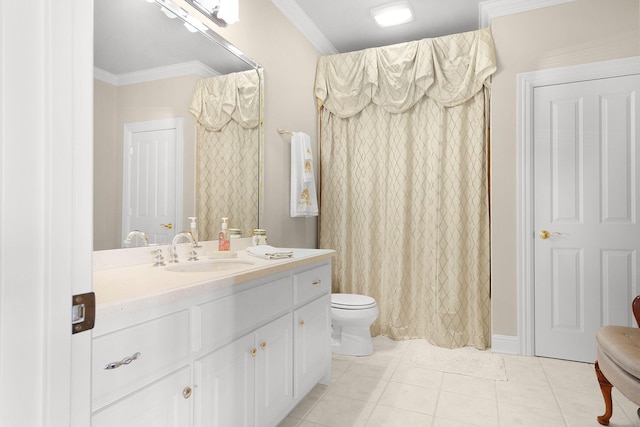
[123,230,149,248]
[168,231,198,263]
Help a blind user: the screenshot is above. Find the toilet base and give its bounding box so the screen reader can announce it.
[331,325,374,356]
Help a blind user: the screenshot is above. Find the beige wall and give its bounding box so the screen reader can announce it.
[490,0,640,336]
[93,75,200,250]
[179,0,321,248]
[94,80,119,250]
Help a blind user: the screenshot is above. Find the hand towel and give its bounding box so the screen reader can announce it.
[247,245,294,260]
[291,132,319,217]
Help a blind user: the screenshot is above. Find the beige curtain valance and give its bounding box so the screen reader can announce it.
[315,28,496,117]
[190,69,260,131]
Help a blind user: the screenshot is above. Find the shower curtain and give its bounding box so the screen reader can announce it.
[316,29,496,349]
[190,69,260,240]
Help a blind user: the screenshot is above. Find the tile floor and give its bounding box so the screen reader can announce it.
[278,337,640,427]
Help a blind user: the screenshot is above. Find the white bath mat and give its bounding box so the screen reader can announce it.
[401,338,508,381]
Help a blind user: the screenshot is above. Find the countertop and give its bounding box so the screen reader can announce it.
[93,245,335,320]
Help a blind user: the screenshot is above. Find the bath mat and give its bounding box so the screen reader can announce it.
[405,339,508,381]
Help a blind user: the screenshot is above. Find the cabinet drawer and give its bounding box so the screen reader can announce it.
[294,264,330,304]
[92,310,190,410]
[92,366,191,427]
[196,277,293,352]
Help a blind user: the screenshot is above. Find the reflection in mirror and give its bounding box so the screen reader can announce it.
[93,0,262,250]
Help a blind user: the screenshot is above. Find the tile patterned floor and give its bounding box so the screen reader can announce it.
[279,337,640,427]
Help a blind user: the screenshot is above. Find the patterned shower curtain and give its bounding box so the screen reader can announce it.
[316,29,496,349]
[190,69,260,240]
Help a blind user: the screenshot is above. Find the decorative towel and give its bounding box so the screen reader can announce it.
[290,132,319,217]
[247,245,294,260]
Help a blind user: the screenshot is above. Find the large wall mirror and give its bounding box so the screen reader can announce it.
[94,0,263,250]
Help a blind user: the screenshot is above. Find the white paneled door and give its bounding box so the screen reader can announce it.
[123,119,183,246]
[534,74,640,362]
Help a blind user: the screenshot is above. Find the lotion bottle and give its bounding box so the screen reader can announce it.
[188,216,199,244]
[218,217,230,251]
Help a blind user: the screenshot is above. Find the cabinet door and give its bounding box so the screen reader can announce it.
[254,314,294,427]
[294,295,331,398]
[194,333,255,427]
[92,366,191,427]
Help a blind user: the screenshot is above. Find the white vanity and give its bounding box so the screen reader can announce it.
[91,243,334,427]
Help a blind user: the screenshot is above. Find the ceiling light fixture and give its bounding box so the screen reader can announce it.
[371,1,414,28]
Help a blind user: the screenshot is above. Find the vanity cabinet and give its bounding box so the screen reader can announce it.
[91,258,332,427]
[195,313,293,427]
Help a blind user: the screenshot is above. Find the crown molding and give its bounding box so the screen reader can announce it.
[271,0,338,56]
[479,0,576,28]
[93,61,219,86]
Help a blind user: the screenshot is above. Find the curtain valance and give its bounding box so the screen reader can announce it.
[190,69,260,131]
[315,28,496,117]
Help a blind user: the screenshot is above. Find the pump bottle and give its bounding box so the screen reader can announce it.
[188,216,199,244]
[218,217,230,251]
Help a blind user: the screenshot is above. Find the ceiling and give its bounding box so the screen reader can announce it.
[284,0,485,54]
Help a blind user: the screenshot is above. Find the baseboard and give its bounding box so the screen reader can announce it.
[490,334,520,355]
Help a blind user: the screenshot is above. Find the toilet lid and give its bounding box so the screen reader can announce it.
[331,293,377,310]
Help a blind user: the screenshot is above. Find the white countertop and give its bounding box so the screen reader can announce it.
[93,245,335,319]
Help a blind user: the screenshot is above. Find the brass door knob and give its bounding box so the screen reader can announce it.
[250,348,257,357]
[160,223,173,229]
[539,230,561,240]
[183,386,192,399]
[261,342,267,350]
[299,320,305,327]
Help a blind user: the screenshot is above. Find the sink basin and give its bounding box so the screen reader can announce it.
[165,259,256,273]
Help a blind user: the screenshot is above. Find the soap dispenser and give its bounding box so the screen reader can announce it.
[218,217,230,251]
[188,216,199,245]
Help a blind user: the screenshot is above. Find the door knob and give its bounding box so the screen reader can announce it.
[160,223,173,229]
[539,230,561,239]
[183,386,192,399]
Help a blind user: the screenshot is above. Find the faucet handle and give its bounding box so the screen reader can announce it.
[151,248,165,267]
[167,247,179,263]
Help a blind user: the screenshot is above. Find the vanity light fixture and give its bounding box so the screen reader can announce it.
[161,6,178,18]
[183,14,209,32]
[188,0,239,27]
[153,0,209,33]
[371,1,414,28]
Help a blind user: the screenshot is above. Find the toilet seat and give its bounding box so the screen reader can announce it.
[331,293,377,310]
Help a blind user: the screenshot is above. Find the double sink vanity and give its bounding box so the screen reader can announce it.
[91,240,334,427]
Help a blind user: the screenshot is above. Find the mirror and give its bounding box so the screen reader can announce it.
[93,0,263,250]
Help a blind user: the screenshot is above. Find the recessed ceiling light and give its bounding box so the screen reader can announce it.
[371,1,414,28]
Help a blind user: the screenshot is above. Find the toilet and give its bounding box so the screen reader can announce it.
[331,293,379,356]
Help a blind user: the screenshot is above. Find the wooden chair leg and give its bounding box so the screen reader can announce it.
[595,361,614,426]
